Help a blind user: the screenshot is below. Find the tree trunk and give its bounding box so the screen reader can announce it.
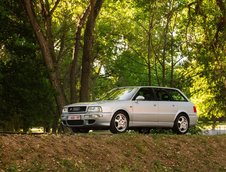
[70,4,90,103]
[147,25,151,86]
[161,14,170,86]
[147,3,154,86]
[80,0,103,102]
[22,0,66,129]
[170,32,174,87]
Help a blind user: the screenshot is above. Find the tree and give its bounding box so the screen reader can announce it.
[1,0,105,132]
[93,0,185,88]
[70,4,90,103]
[178,0,226,121]
[0,0,55,132]
[22,0,67,116]
[80,0,103,102]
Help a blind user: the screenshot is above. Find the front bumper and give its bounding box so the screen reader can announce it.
[61,112,112,129]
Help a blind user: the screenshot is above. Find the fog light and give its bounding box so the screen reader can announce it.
[84,115,91,119]
[91,114,103,118]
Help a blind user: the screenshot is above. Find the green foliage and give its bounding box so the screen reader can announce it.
[0,0,55,132]
[188,126,202,135]
[177,0,226,120]
[94,0,192,91]
[0,52,55,132]
[189,68,226,119]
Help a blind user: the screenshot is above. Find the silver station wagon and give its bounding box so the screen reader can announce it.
[61,86,198,134]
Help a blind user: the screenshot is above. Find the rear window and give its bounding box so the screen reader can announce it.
[167,89,187,101]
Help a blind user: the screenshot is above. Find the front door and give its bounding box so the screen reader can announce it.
[131,88,159,127]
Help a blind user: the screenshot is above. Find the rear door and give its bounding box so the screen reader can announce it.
[153,88,178,124]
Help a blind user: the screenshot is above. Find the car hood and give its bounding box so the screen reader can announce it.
[64,100,121,107]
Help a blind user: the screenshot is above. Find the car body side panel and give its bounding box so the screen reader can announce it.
[130,101,158,127]
[175,102,198,126]
[157,101,178,123]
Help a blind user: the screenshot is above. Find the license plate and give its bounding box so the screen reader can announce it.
[68,115,81,120]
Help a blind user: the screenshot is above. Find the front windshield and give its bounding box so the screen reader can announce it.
[99,87,138,101]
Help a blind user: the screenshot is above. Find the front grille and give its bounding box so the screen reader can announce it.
[68,106,86,113]
[67,120,84,125]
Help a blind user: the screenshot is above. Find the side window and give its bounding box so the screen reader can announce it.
[154,88,171,101]
[167,89,187,102]
[134,88,155,101]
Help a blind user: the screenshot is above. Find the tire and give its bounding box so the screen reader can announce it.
[71,128,89,133]
[110,111,128,134]
[173,114,189,134]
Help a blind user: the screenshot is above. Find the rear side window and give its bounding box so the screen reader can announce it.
[154,89,171,101]
[153,88,188,102]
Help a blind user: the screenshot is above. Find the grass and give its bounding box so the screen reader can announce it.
[1,133,226,171]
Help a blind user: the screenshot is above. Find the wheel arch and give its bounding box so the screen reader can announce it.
[173,112,190,134]
[113,109,130,122]
[174,112,190,125]
[110,109,130,133]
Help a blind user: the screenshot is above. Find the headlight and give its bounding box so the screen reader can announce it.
[62,107,68,113]
[87,106,102,112]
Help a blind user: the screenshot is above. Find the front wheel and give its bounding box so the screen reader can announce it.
[110,111,128,134]
[173,114,189,134]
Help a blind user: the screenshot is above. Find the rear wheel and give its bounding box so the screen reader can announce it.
[110,111,128,134]
[71,128,90,133]
[173,114,189,134]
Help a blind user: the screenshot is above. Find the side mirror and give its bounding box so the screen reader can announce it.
[135,96,145,101]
